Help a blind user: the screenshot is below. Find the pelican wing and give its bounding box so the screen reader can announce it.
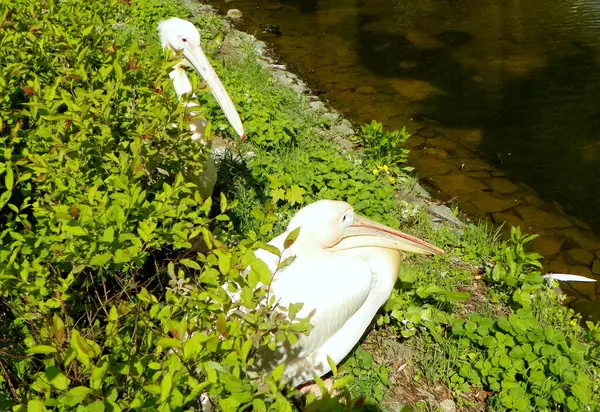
[252,254,374,381]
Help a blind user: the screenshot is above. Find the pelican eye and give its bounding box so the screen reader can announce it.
[181,37,187,43]
[340,212,354,227]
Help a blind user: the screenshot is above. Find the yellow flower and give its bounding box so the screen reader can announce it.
[382,165,389,172]
[372,168,379,175]
[389,177,396,184]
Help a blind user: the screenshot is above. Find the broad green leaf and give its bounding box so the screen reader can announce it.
[63,224,87,236]
[327,356,338,377]
[283,227,301,249]
[250,257,271,285]
[60,386,92,406]
[100,227,114,243]
[45,366,70,390]
[26,345,57,355]
[180,258,201,270]
[90,253,112,266]
[4,164,13,189]
[160,373,172,404]
[27,400,46,412]
[157,338,181,349]
[286,185,305,205]
[220,192,228,213]
[84,401,105,412]
[270,188,286,203]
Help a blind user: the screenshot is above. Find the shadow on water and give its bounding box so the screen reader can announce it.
[354,9,600,232]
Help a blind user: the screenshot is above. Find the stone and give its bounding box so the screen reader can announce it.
[309,101,326,112]
[438,399,457,412]
[569,215,592,231]
[492,212,526,232]
[515,206,572,230]
[417,127,437,138]
[456,199,488,219]
[564,249,594,266]
[561,228,600,250]
[545,256,573,275]
[437,127,482,149]
[597,251,600,259]
[592,260,600,275]
[253,41,267,56]
[469,170,492,178]
[322,112,340,123]
[226,9,243,19]
[388,78,443,101]
[405,30,444,49]
[272,71,293,87]
[422,147,448,159]
[565,280,596,301]
[569,299,600,323]
[408,153,454,177]
[291,82,307,94]
[530,235,563,258]
[428,204,464,228]
[469,193,522,214]
[428,174,487,197]
[487,178,520,194]
[404,135,426,149]
[424,136,457,152]
[355,86,378,94]
[460,158,489,171]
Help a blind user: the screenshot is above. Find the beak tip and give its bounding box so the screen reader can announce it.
[241,133,246,141]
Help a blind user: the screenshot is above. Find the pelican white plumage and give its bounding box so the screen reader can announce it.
[157,18,245,199]
[542,273,597,283]
[248,199,445,391]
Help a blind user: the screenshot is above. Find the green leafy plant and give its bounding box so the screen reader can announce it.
[341,347,392,406]
[450,308,595,411]
[358,120,411,167]
[485,226,545,307]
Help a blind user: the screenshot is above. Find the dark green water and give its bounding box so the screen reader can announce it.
[208,0,600,319]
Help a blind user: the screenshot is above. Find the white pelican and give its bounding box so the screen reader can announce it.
[157,18,245,199]
[248,200,445,393]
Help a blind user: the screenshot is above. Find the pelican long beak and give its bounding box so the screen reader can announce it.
[329,215,445,256]
[183,43,245,140]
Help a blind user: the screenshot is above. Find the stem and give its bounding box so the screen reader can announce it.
[0,358,18,402]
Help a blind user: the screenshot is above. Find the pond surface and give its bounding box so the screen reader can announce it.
[208,0,600,320]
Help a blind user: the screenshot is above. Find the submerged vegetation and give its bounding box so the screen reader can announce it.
[0,0,598,411]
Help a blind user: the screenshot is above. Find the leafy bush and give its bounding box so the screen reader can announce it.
[358,121,411,167]
[247,142,401,228]
[450,308,594,411]
[0,0,329,410]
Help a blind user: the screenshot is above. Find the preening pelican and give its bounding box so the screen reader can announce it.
[157,18,245,199]
[249,200,445,392]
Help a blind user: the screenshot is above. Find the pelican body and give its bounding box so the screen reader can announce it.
[249,200,445,388]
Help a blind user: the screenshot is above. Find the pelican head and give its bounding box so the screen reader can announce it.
[286,200,444,256]
[157,17,245,140]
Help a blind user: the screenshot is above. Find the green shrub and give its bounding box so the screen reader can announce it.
[358,120,411,167]
[0,0,332,410]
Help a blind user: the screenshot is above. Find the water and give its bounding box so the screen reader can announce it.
[208,0,600,320]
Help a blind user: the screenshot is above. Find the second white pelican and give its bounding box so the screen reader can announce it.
[249,200,445,392]
[158,18,245,200]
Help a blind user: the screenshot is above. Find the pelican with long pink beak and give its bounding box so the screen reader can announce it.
[250,199,445,394]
